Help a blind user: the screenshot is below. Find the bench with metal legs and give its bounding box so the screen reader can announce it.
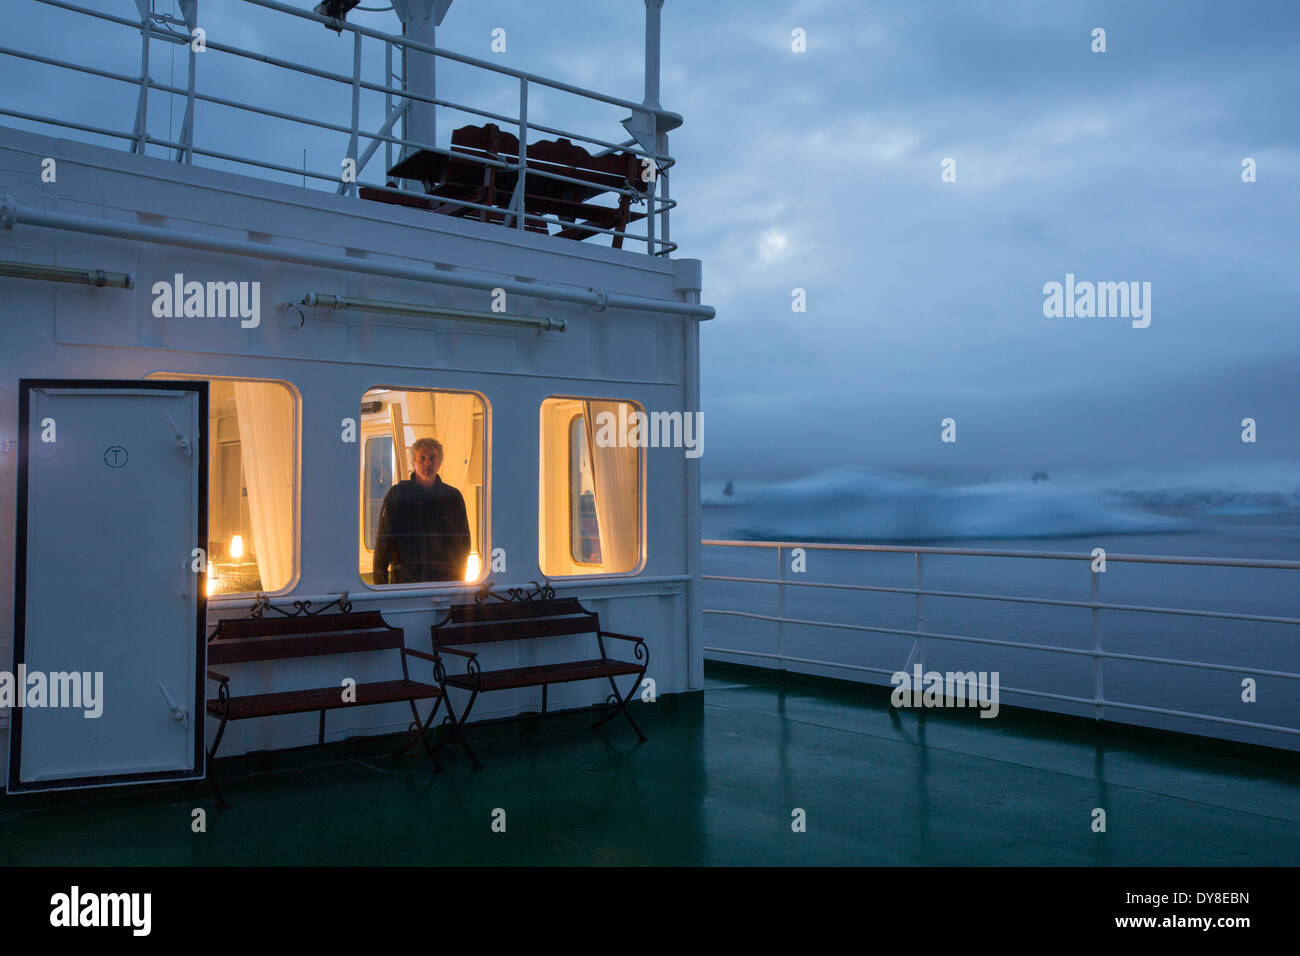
[431,592,649,766]
[205,609,449,807]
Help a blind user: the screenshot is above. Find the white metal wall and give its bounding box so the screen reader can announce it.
[0,125,703,776]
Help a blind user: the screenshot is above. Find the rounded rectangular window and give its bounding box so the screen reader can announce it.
[149,374,299,596]
[360,387,487,586]
[540,397,643,576]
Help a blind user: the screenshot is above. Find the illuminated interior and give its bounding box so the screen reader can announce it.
[358,386,487,584]
[539,397,642,576]
[152,374,298,596]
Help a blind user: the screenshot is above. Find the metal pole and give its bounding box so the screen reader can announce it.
[385,40,393,173]
[1091,563,1103,721]
[660,158,669,251]
[914,552,925,674]
[132,0,152,154]
[346,29,361,195]
[640,0,664,253]
[676,257,705,691]
[776,546,784,669]
[181,0,197,164]
[645,120,657,253]
[395,0,438,160]
[516,77,527,230]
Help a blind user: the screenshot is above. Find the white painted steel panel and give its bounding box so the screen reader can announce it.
[11,384,205,789]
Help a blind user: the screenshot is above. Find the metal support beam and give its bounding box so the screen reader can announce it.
[393,0,451,162]
[0,194,715,319]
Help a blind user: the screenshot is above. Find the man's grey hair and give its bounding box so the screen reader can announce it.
[411,437,443,457]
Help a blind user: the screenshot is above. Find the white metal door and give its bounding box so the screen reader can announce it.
[8,380,207,791]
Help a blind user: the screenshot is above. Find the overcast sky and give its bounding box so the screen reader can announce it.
[5,0,1298,485]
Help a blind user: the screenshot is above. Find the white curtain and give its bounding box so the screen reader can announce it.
[540,398,582,575]
[435,392,477,492]
[232,381,296,590]
[584,400,640,573]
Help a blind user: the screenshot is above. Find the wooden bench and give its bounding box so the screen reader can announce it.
[205,609,450,807]
[376,124,650,246]
[431,595,649,767]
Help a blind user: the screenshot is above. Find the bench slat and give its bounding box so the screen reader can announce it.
[436,614,596,646]
[207,679,441,720]
[209,628,404,664]
[444,659,642,692]
[212,611,393,640]
[446,598,589,623]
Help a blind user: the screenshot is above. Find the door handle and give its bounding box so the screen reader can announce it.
[157,681,191,730]
[163,408,193,458]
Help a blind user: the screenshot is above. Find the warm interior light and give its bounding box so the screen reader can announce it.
[465,552,480,582]
[206,562,219,596]
[230,534,244,559]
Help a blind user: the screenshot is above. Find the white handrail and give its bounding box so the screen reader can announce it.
[8,0,681,253]
[702,539,1300,748]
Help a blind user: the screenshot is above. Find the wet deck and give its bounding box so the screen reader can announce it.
[3,663,1298,865]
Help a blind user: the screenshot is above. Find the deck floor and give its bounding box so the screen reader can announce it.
[3,664,1298,865]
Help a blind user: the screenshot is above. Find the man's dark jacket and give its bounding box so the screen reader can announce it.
[372,475,471,584]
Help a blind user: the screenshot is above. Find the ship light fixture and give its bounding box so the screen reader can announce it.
[465,552,480,582]
[313,0,360,32]
[230,535,244,559]
[297,293,567,332]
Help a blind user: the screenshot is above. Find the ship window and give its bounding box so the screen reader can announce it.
[149,374,299,596]
[360,386,488,586]
[540,397,642,576]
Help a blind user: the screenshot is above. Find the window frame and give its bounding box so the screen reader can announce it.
[146,371,302,598]
[539,394,647,579]
[358,383,491,590]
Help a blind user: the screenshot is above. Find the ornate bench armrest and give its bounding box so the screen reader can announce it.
[207,669,230,684]
[404,648,439,663]
[599,631,648,667]
[599,631,645,645]
[437,646,478,660]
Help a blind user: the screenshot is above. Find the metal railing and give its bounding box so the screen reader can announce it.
[0,0,678,254]
[702,539,1300,748]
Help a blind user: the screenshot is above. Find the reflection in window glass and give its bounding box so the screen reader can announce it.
[570,416,601,565]
[150,374,298,596]
[540,397,641,576]
[363,435,394,551]
[359,387,486,585]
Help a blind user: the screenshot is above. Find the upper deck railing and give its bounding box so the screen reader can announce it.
[0,0,679,254]
[702,539,1300,752]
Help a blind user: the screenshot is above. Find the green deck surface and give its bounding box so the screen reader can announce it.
[2,663,1298,865]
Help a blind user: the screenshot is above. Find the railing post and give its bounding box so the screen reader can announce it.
[516,77,528,229]
[775,546,784,670]
[660,150,669,251]
[645,117,658,253]
[385,40,394,174]
[347,29,362,196]
[1091,560,1103,721]
[131,1,151,155]
[175,0,198,164]
[914,551,925,674]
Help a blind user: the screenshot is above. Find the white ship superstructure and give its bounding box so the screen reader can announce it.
[0,0,711,791]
